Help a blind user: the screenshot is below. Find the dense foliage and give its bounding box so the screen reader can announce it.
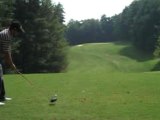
[0,0,68,73]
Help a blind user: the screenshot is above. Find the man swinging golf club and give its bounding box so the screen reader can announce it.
[0,20,25,106]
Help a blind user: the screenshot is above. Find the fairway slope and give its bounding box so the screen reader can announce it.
[68,42,158,73]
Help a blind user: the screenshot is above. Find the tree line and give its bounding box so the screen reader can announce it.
[0,0,68,73]
[66,0,160,56]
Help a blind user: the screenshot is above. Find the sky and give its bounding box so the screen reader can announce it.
[52,0,134,24]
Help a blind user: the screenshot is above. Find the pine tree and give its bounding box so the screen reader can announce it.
[0,0,15,28]
[13,0,68,73]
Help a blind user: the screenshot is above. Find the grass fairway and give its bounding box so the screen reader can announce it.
[1,42,160,120]
[68,42,158,73]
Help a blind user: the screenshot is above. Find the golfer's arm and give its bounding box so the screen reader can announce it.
[4,51,16,69]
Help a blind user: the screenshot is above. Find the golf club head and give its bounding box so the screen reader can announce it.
[49,94,57,105]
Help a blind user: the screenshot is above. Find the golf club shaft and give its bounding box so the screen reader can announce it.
[15,70,52,101]
[18,72,33,86]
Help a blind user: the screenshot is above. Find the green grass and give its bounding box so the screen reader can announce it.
[1,42,160,120]
[68,42,158,73]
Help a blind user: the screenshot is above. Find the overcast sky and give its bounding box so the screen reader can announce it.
[52,0,134,23]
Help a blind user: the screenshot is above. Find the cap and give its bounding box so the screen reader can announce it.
[10,21,25,33]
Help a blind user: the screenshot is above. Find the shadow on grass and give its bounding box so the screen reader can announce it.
[114,42,153,62]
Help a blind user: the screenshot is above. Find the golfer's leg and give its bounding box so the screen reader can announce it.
[0,78,5,100]
[0,64,5,101]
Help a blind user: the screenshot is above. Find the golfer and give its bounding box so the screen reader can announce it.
[0,20,25,106]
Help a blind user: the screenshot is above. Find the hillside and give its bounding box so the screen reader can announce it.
[68,42,159,73]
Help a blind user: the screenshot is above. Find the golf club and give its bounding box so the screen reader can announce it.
[15,69,57,104]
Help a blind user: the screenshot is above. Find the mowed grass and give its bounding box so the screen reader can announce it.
[68,42,158,73]
[1,42,160,120]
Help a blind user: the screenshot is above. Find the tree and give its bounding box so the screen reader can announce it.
[65,20,82,45]
[125,0,160,52]
[112,0,160,53]
[100,15,113,41]
[0,0,15,28]
[80,19,101,43]
[66,19,102,45]
[154,35,160,57]
[13,0,68,73]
